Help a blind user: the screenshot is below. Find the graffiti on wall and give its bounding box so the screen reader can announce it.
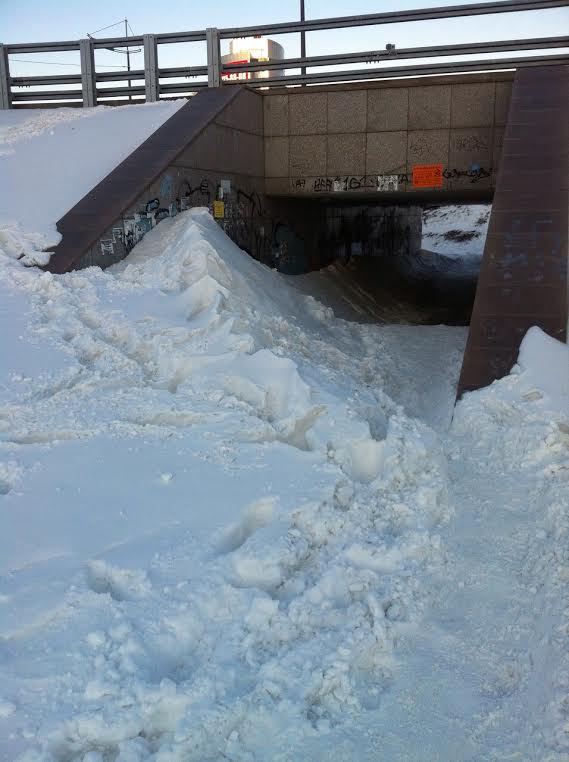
[97,171,290,270]
[121,196,176,254]
[442,166,491,182]
[309,174,411,193]
[226,188,268,260]
[99,174,213,258]
[323,205,422,266]
[455,135,489,152]
[93,165,428,278]
[179,178,211,208]
[296,165,492,196]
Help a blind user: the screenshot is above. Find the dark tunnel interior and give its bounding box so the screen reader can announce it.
[269,198,485,327]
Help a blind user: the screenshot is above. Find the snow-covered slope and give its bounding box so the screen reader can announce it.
[0,209,567,761]
[422,203,491,259]
[0,101,185,266]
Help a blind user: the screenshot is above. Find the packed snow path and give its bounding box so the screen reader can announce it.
[0,210,567,761]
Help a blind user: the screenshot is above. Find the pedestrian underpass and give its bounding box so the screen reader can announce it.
[2,13,569,756]
[288,240,481,327]
[35,70,568,396]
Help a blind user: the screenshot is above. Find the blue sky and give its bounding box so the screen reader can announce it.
[2,0,568,83]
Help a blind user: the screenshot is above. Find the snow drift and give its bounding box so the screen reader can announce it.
[0,101,184,266]
[0,207,567,761]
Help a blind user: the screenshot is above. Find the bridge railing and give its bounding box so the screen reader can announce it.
[1,0,569,108]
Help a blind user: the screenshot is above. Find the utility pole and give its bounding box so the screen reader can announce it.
[125,18,132,101]
[88,19,140,103]
[300,0,306,82]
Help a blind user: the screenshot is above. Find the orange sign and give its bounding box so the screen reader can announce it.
[412,164,443,188]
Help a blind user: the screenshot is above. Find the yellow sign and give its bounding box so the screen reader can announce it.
[213,200,225,219]
[412,163,443,188]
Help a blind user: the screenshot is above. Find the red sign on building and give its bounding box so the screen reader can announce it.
[221,60,251,81]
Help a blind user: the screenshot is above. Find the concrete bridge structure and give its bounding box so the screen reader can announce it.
[263,73,512,201]
[35,66,568,398]
[46,73,512,273]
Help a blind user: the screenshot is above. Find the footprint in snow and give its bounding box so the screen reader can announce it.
[85,560,152,602]
[216,496,277,554]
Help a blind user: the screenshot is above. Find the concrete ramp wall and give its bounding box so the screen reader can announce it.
[47,86,267,273]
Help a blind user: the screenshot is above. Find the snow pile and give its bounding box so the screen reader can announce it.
[422,204,490,259]
[0,207,567,760]
[0,209,463,761]
[0,101,184,266]
[516,326,569,410]
[14,418,449,762]
[444,329,569,757]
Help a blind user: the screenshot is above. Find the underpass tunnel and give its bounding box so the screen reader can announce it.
[265,197,489,327]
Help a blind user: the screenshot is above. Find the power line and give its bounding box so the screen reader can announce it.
[88,18,141,55]
[9,18,142,77]
[9,58,130,69]
[88,19,127,36]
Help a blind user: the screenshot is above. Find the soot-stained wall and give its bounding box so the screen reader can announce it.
[322,204,422,265]
[47,85,424,277]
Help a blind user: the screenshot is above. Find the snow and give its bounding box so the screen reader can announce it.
[0,101,185,266]
[422,203,491,259]
[0,207,464,759]
[516,325,569,410]
[0,111,567,759]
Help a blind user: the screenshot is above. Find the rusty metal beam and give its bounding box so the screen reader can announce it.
[457,64,569,396]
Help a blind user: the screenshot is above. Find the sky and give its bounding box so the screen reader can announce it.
[1,0,568,93]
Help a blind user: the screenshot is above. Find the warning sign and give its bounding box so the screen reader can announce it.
[412,164,443,188]
[213,200,225,219]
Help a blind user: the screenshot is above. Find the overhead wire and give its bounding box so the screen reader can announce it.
[9,59,128,68]
[10,16,142,87]
[9,16,143,73]
[10,17,142,71]
[87,20,127,36]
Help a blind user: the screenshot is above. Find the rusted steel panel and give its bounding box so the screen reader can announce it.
[457,65,569,397]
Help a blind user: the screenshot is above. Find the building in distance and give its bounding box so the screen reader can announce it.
[222,37,284,82]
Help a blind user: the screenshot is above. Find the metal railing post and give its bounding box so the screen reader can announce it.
[0,44,12,109]
[143,34,159,102]
[206,28,221,87]
[79,38,96,107]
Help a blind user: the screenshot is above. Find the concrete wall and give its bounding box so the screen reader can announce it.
[64,86,423,276]
[73,88,269,270]
[263,73,513,199]
[49,77,484,276]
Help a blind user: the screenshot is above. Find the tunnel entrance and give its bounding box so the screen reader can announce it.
[267,199,489,327]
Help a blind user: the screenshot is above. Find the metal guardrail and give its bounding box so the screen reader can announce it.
[1,0,569,107]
